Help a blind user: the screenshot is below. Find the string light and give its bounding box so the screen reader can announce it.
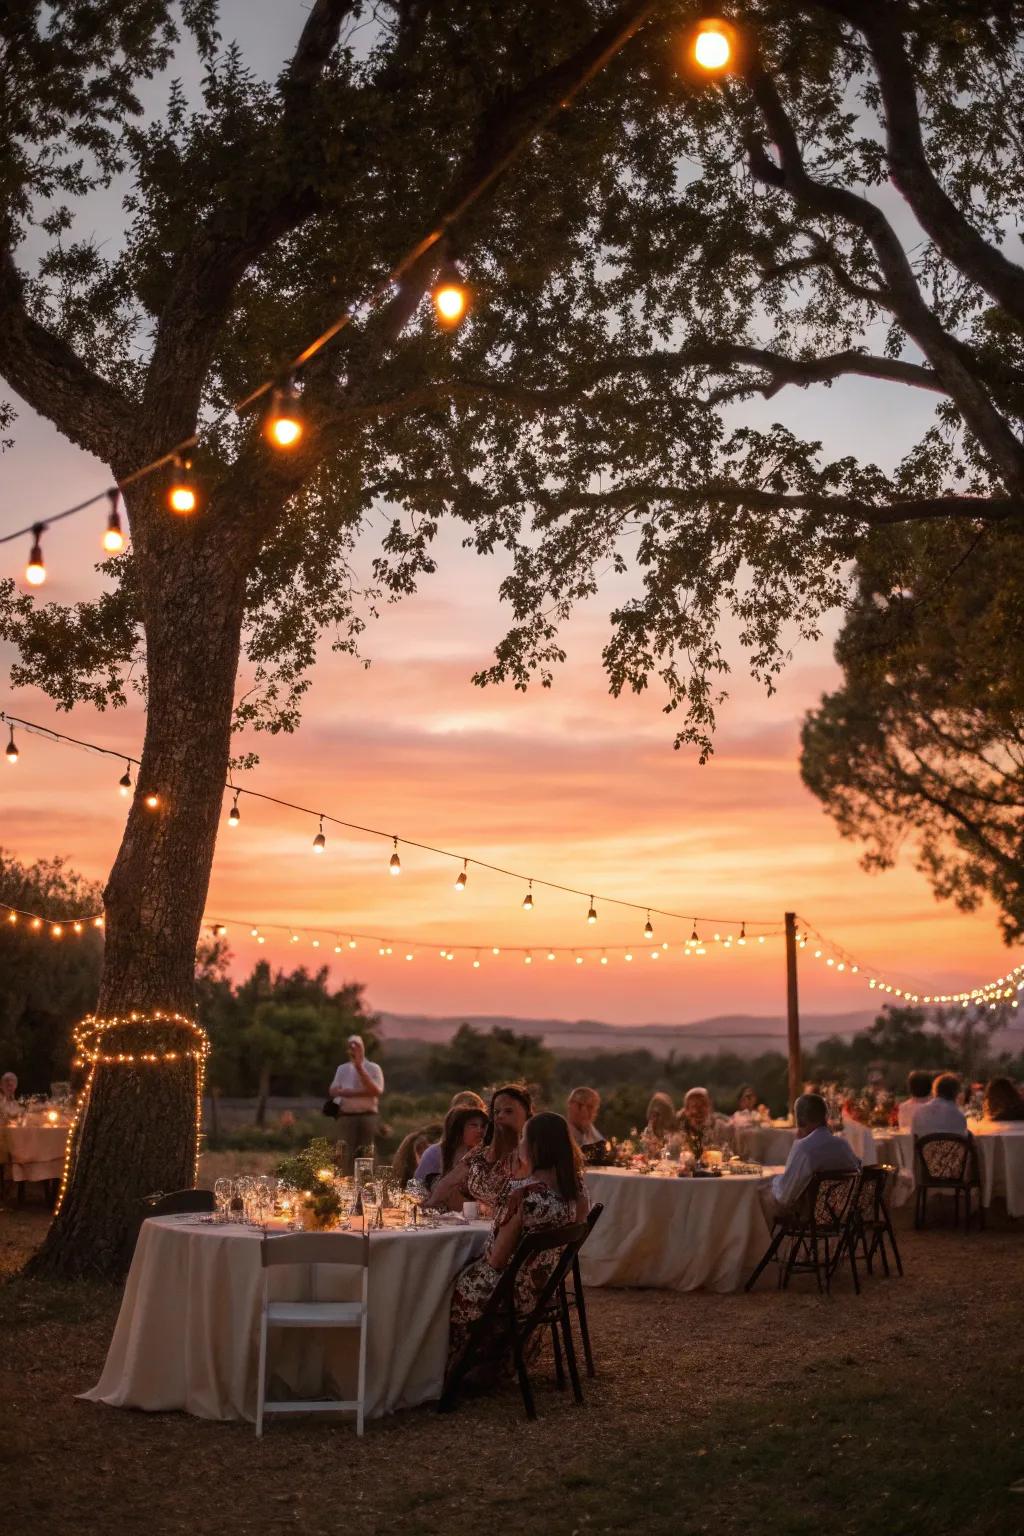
[167,457,198,515]
[144,792,159,810]
[433,268,469,326]
[119,763,132,796]
[25,524,46,586]
[522,881,534,912]
[5,725,17,764]
[587,897,597,925]
[228,791,241,827]
[389,837,401,875]
[644,912,654,940]
[455,860,468,892]
[103,490,125,553]
[690,17,735,72]
[264,377,305,449]
[313,816,326,853]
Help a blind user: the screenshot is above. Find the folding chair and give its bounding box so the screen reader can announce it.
[439,1219,589,1420]
[745,1170,861,1295]
[567,1202,603,1377]
[255,1230,369,1437]
[139,1188,215,1217]
[848,1164,903,1277]
[913,1133,983,1232]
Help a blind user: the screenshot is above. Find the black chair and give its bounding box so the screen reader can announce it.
[847,1164,903,1277]
[140,1188,216,1217]
[439,1219,590,1420]
[566,1202,603,1377]
[745,1170,861,1295]
[913,1134,983,1232]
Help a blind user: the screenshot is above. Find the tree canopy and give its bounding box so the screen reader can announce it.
[1,0,1022,760]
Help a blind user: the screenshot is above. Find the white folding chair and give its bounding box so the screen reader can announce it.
[256,1230,369,1436]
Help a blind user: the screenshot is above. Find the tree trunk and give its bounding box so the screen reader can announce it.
[28,487,249,1280]
[255,1064,271,1128]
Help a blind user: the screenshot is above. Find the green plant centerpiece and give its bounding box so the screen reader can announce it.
[274,1137,342,1230]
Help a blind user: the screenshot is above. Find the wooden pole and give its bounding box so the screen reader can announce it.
[784,912,802,1114]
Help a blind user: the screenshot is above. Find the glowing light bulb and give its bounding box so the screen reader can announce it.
[625,952,633,962]
[250,927,259,937]
[103,490,125,552]
[692,19,732,71]
[73,921,83,934]
[587,898,597,925]
[6,911,16,924]
[5,727,18,765]
[167,457,198,514]
[524,952,533,965]
[264,379,305,449]
[575,955,584,966]
[522,883,534,911]
[547,951,556,962]
[600,953,608,965]
[389,837,401,875]
[455,861,468,892]
[119,764,132,796]
[25,525,46,586]
[644,913,654,940]
[491,947,500,956]
[52,924,63,938]
[313,817,326,853]
[433,280,468,326]
[229,793,240,827]
[144,793,159,809]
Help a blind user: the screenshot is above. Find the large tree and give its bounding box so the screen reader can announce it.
[1,1,1023,1274]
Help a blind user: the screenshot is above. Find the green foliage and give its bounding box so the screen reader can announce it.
[801,524,1024,941]
[273,1135,337,1194]
[426,1022,555,1097]
[0,851,102,1090]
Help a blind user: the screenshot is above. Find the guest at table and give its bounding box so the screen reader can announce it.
[732,1085,769,1126]
[760,1092,861,1224]
[394,1122,444,1187]
[449,1090,487,1112]
[642,1090,677,1152]
[415,1106,488,1199]
[566,1087,605,1147]
[678,1087,733,1157]
[983,1076,1024,1122]
[897,1070,933,1131]
[0,1072,18,1118]
[913,1073,968,1137]
[448,1111,588,1368]
[327,1035,384,1175]
[427,1084,533,1212]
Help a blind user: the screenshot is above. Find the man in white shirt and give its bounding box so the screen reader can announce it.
[913,1073,968,1137]
[328,1035,384,1175]
[760,1093,861,1225]
[897,1070,934,1131]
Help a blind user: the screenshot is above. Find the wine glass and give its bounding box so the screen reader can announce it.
[361,1180,381,1231]
[404,1178,427,1228]
[213,1177,233,1223]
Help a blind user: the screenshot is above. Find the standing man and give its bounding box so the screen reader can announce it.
[328,1035,384,1175]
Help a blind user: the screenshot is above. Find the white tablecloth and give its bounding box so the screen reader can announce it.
[581,1167,777,1293]
[82,1216,489,1421]
[885,1126,1024,1216]
[0,1123,69,1182]
[732,1125,796,1164]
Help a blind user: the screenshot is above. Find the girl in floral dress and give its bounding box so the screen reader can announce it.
[427,1084,533,1214]
[447,1112,589,1368]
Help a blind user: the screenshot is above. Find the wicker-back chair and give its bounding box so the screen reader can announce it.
[439,1219,590,1420]
[913,1133,983,1231]
[848,1164,903,1277]
[745,1170,861,1295]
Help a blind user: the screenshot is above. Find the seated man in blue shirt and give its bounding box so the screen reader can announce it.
[760,1092,861,1225]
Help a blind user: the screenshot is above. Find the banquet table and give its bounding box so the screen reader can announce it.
[887,1125,1024,1217]
[0,1121,69,1183]
[580,1166,779,1293]
[83,1215,490,1422]
[732,1124,796,1165]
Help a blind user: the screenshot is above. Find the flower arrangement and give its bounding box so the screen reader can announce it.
[274,1136,342,1228]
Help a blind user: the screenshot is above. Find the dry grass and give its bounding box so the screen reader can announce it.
[1,1193,1021,1536]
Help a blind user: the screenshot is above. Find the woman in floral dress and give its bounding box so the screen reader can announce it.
[447,1112,589,1368]
[427,1084,533,1214]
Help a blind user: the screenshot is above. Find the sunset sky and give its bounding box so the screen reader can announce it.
[1,4,1017,1028]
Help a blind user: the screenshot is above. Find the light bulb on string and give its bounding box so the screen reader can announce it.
[433,265,469,327]
[118,763,132,796]
[144,792,159,810]
[587,897,597,925]
[5,725,18,765]
[575,954,584,966]
[644,912,654,940]
[522,881,534,911]
[389,837,401,875]
[689,17,735,73]
[547,951,556,962]
[313,816,326,853]
[264,377,305,449]
[491,946,500,956]
[103,489,125,553]
[167,456,198,515]
[455,860,468,892]
[228,791,241,827]
[689,922,701,945]
[26,524,46,586]
[600,952,608,965]
[524,951,533,965]
[738,923,747,946]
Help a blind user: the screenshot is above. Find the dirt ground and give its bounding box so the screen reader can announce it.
[1,1192,1021,1536]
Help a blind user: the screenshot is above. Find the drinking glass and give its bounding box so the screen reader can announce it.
[404,1178,427,1228]
[361,1180,381,1231]
[213,1177,233,1223]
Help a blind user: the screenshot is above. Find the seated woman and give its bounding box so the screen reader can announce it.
[642,1090,678,1154]
[393,1123,443,1188]
[416,1105,488,1203]
[983,1076,1024,1122]
[448,1111,588,1368]
[426,1084,533,1213]
[0,1072,18,1118]
[731,1084,768,1126]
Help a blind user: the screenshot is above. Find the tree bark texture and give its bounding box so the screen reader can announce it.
[29,483,250,1279]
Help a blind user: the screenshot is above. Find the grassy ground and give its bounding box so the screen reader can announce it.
[1,1189,1021,1536]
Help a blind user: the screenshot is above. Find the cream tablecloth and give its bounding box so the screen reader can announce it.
[581,1167,778,1293]
[732,1125,796,1164]
[82,1216,489,1421]
[0,1122,68,1182]
[885,1126,1024,1216]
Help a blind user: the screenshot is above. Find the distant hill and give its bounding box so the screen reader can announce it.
[377,1009,880,1059]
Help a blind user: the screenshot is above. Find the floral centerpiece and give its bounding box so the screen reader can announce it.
[274,1136,342,1229]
